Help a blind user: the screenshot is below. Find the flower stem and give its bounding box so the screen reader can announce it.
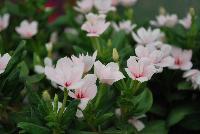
[94,83,107,109]
[91,37,101,56]
[58,88,68,118]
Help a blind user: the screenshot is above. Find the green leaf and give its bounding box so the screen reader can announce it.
[2,40,26,75]
[26,74,44,84]
[96,112,114,125]
[177,81,192,90]
[140,120,168,134]
[61,100,79,128]
[167,104,196,127]
[18,122,50,134]
[133,88,153,115]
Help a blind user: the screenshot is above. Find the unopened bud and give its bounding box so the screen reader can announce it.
[159,7,166,15]
[42,90,51,101]
[189,7,195,16]
[107,39,112,47]
[53,94,59,112]
[45,42,53,52]
[112,48,119,62]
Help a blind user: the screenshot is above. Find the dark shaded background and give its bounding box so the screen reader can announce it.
[134,0,200,23]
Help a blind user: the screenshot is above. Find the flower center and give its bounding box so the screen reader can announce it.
[133,73,143,78]
[76,92,85,99]
[175,58,182,65]
[65,82,71,87]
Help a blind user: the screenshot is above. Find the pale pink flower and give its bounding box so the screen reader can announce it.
[183,69,200,89]
[112,20,136,34]
[35,57,53,74]
[115,108,145,131]
[132,27,163,45]
[128,115,145,131]
[94,0,116,14]
[74,0,93,14]
[0,53,11,74]
[44,57,84,90]
[112,0,120,6]
[81,13,110,37]
[125,57,156,82]
[135,44,174,72]
[16,20,38,38]
[179,14,192,29]
[120,0,137,7]
[94,61,125,85]
[68,74,97,117]
[150,14,178,27]
[0,13,10,32]
[170,47,192,70]
[71,51,97,73]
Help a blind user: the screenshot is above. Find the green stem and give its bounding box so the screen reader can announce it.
[91,37,101,56]
[94,83,107,109]
[133,81,141,94]
[58,88,68,118]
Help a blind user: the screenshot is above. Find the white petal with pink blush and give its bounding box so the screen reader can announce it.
[15,20,38,39]
[44,56,84,90]
[94,61,125,85]
[0,53,11,74]
[125,56,156,82]
[68,74,97,118]
[132,27,164,45]
[74,0,93,14]
[0,13,10,32]
[169,47,192,71]
[81,13,110,37]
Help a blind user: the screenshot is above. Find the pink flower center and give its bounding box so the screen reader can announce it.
[175,58,182,65]
[65,82,71,87]
[76,92,85,99]
[133,73,143,78]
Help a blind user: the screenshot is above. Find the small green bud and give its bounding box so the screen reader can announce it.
[42,90,51,101]
[159,7,166,15]
[107,39,112,47]
[112,48,119,62]
[53,94,59,112]
[189,7,195,16]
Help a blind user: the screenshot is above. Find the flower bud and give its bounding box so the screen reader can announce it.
[159,7,166,15]
[107,39,112,47]
[112,48,119,62]
[53,94,59,112]
[189,7,195,17]
[42,90,51,101]
[45,42,53,52]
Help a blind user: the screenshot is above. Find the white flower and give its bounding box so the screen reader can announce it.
[120,0,137,7]
[0,53,11,74]
[113,20,136,34]
[81,13,110,37]
[74,0,93,14]
[0,13,10,32]
[34,57,53,74]
[94,0,116,14]
[71,51,97,73]
[44,56,84,90]
[179,14,192,29]
[183,69,200,89]
[128,115,145,131]
[150,14,178,27]
[132,27,163,45]
[94,61,125,85]
[15,20,38,38]
[68,74,97,118]
[170,47,192,70]
[125,56,156,82]
[135,44,174,72]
